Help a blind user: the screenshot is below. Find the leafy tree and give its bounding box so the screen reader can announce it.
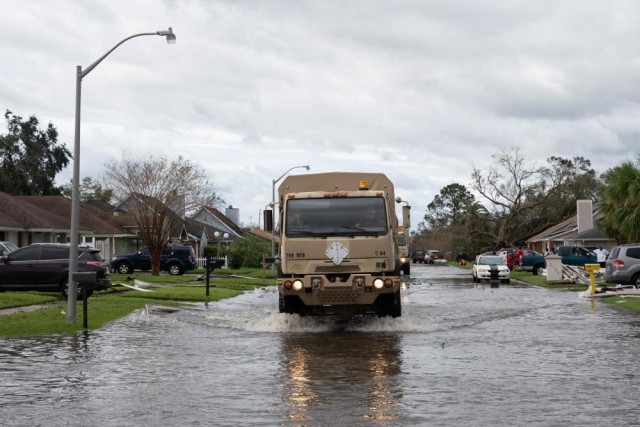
[598,154,640,243]
[459,200,493,254]
[62,176,114,203]
[523,156,599,232]
[0,110,71,195]
[103,154,224,275]
[424,183,476,229]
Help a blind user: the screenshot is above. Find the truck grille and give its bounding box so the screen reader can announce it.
[316,289,359,304]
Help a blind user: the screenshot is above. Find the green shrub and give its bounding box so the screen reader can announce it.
[228,235,270,268]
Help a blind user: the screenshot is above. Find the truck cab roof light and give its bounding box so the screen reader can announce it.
[359,181,369,190]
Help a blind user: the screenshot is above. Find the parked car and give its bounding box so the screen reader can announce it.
[411,250,426,263]
[110,244,197,275]
[472,254,511,284]
[0,243,111,299]
[604,244,640,287]
[425,250,444,264]
[0,241,19,256]
[520,246,597,275]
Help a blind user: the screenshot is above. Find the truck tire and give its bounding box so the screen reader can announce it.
[280,295,305,315]
[375,291,401,318]
[390,290,402,318]
[402,263,410,275]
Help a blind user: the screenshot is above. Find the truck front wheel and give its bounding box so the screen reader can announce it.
[375,291,401,318]
[279,295,305,315]
[402,263,410,275]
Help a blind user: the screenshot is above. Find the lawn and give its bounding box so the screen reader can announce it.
[0,268,275,336]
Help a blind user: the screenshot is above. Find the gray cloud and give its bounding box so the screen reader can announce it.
[1,0,638,225]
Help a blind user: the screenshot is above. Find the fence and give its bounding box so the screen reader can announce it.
[196,256,228,269]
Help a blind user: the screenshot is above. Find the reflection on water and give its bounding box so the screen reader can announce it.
[280,330,402,425]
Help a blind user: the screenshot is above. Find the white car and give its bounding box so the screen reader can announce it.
[472,255,511,284]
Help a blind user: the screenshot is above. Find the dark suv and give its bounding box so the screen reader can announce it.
[0,243,111,298]
[604,244,640,287]
[110,245,197,275]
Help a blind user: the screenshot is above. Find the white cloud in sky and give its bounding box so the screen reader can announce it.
[1,0,639,226]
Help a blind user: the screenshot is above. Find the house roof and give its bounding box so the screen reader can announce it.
[243,227,279,244]
[0,191,245,245]
[16,195,130,235]
[180,216,231,242]
[193,205,244,237]
[526,203,609,244]
[0,192,72,231]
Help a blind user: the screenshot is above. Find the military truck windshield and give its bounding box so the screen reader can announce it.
[285,197,388,237]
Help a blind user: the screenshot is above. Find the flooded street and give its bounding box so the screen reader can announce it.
[2,265,640,426]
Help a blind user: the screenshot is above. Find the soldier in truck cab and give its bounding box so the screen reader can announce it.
[288,209,306,229]
[355,208,385,228]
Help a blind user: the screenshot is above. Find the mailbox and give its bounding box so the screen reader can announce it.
[72,272,97,283]
[584,264,600,272]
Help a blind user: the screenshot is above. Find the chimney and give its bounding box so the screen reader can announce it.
[576,200,593,233]
[225,206,240,225]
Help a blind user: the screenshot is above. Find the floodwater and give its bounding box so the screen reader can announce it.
[2,265,640,426]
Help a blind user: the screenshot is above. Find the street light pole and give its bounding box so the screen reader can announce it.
[271,165,310,260]
[67,28,176,324]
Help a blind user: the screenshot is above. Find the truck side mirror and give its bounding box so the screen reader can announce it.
[264,209,273,232]
[402,205,411,229]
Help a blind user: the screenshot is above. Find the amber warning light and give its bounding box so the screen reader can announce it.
[359,180,369,190]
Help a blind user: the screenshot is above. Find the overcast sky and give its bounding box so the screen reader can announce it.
[2,1,638,226]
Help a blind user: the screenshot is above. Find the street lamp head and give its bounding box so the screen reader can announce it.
[304,165,310,171]
[157,27,176,44]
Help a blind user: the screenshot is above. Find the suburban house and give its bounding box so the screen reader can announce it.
[525,199,616,253]
[0,191,245,261]
[0,192,76,246]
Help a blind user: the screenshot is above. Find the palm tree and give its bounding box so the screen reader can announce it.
[598,155,640,243]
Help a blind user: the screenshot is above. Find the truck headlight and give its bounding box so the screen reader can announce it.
[373,278,384,289]
[292,280,304,291]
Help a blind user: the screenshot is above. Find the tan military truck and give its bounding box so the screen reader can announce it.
[273,172,409,317]
[397,226,410,275]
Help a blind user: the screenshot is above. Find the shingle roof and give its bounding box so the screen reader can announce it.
[526,204,607,243]
[0,192,70,230]
[243,227,279,244]
[16,195,130,234]
[200,205,244,236]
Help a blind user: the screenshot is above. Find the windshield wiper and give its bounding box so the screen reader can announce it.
[287,230,326,238]
[340,226,381,237]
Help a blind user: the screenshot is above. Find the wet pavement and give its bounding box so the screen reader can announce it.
[2,264,640,426]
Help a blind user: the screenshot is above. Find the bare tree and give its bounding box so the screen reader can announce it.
[471,147,559,247]
[103,154,223,275]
